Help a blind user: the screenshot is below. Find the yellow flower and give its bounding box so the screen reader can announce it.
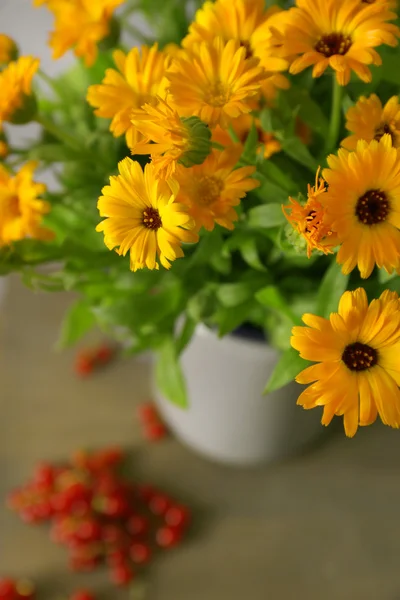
[182,0,289,103]
[0,56,39,125]
[182,0,267,54]
[251,7,292,102]
[130,98,212,180]
[0,34,18,65]
[87,45,170,148]
[292,288,400,437]
[322,135,400,278]
[96,158,198,271]
[35,0,124,66]
[276,0,399,86]
[341,94,400,150]
[175,146,259,232]
[167,38,266,129]
[283,170,338,258]
[0,162,53,247]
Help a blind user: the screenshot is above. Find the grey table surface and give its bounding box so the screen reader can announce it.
[2,3,400,599]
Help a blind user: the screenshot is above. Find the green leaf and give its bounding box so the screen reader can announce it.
[380,55,400,84]
[286,85,329,136]
[315,260,349,318]
[279,136,319,172]
[256,284,300,324]
[155,339,188,408]
[217,277,266,307]
[57,299,96,348]
[239,237,267,272]
[214,300,255,337]
[176,315,196,355]
[253,179,289,204]
[242,119,259,160]
[248,204,286,229]
[378,268,398,284]
[257,159,295,193]
[264,347,310,394]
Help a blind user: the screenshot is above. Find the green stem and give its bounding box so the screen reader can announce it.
[35,116,82,152]
[37,69,60,96]
[326,77,343,154]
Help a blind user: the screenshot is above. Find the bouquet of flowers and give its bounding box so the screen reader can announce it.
[1,0,400,438]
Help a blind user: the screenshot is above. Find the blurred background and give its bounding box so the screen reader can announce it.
[2,2,400,599]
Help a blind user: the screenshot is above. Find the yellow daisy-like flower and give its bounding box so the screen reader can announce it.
[87,45,170,148]
[34,0,124,67]
[0,34,18,65]
[251,7,292,102]
[130,98,212,180]
[322,135,400,278]
[0,56,39,125]
[341,94,400,150]
[0,162,53,247]
[182,0,289,102]
[175,146,259,232]
[292,288,400,437]
[182,0,267,54]
[96,158,198,271]
[283,170,338,258]
[167,38,266,129]
[276,0,399,85]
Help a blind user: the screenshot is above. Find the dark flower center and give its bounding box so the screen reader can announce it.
[315,33,352,57]
[342,342,378,371]
[374,122,394,143]
[355,189,389,225]
[142,207,162,230]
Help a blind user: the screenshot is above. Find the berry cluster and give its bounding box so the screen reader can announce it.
[137,402,168,442]
[7,448,190,587]
[0,579,35,600]
[75,345,115,377]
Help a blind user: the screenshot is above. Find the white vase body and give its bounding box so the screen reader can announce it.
[154,325,323,466]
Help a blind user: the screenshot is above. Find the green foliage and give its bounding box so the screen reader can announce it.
[156,339,188,408]
[58,299,96,348]
[264,347,310,394]
[315,261,349,318]
[2,0,398,409]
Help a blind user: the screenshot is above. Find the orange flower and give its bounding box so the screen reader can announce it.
[175,146,259,231]
[35,0,124,66]
[283,170,338,258]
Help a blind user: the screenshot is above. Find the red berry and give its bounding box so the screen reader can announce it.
[94,345,114,364]
[165,505,190,529]
[0,579,15,599]
[156,526,182,549]
[69,590,95,600]
[34,463,55,487]
[136,484,155,503]
[149,494,170,516]
[75,354,94,377]
[101,524,126,545]
[110,563,134,587]
[144,422,167,442]
[126,515,148,537]
[136,403,158,423]
[129,542,152,565]
[76,520,101,542]
[106,548,127,567]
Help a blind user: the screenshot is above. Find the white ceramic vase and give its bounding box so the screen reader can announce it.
[154,324,323,466]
